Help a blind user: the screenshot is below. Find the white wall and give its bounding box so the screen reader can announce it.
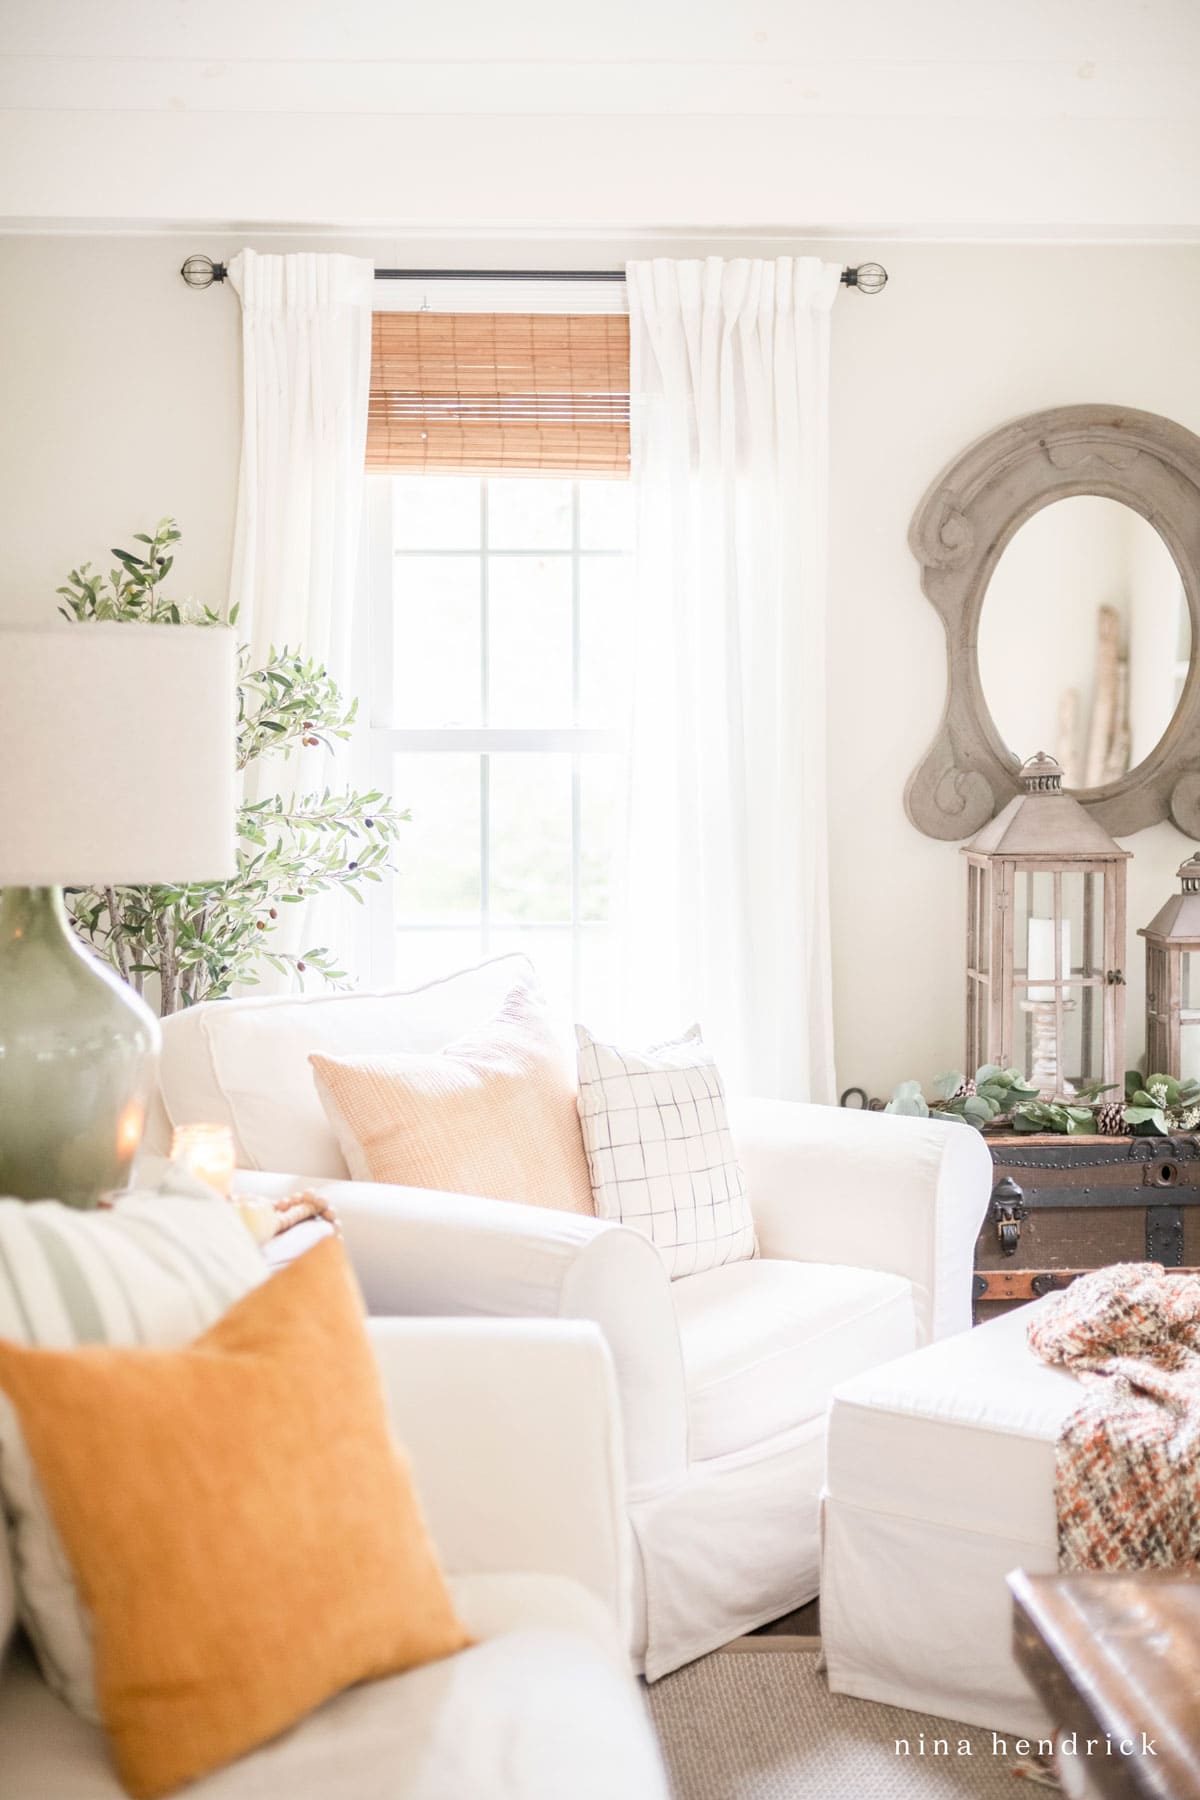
[825,241,1200,1095]
[3,232,1199,1093]
[0,237,241,629]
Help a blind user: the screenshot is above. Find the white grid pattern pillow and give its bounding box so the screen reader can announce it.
[575,1023,756,1279]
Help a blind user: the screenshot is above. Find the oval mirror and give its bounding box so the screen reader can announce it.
[978,495,1190,791]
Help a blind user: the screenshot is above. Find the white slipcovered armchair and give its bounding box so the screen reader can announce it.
[144,956,992,1679]
[0,1317,669,1799]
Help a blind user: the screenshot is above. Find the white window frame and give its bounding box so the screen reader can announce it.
[363,473,628,1010]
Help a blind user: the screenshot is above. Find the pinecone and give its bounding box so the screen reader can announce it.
[953,1078,977,1099]
[1094,1100,1126,1136]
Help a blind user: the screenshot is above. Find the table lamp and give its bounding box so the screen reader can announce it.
[0,622,236,1206]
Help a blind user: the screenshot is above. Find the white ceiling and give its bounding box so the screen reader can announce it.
[2,0,1198,236]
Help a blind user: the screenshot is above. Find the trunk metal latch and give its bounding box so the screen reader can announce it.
[990,1177,1027,1258]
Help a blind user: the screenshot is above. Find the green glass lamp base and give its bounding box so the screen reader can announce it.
[0,887,161,1208]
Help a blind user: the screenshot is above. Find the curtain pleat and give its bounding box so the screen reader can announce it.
[618,256,841,1101]
[226,249,374,986]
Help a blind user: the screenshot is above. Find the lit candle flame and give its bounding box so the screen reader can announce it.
[116,1102,144,1157]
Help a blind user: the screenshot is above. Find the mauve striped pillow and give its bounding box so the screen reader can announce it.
[0,1176,266,1719]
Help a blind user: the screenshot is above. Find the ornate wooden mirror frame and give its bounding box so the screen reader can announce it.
[906,404,1200,841]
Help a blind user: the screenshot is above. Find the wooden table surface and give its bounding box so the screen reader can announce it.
[1011,1569,1200,1800]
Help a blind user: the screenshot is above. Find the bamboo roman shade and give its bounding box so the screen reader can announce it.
[367,312,630,478]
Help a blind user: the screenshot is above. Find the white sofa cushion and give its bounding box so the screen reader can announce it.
[157,953,534,1175]
[673,1259,918,1462]
[0,1572,669,1800]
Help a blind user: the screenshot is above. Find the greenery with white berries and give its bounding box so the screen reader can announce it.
[1122,1071,1200,1136]
[60,519,407,1014]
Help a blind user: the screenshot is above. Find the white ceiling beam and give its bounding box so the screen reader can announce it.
[4,0,1198,64]
[0,56,1196,120]
[1,108,1197,234]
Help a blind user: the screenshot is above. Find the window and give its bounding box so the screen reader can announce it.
[366,472,634,1023]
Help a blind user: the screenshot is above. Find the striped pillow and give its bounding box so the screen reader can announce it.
[0,1175,267,1719]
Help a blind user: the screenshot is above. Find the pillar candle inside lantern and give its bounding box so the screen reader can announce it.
[1027,917,1072,1002]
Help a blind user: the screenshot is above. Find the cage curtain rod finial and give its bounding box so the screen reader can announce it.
[179,255,888,293]
[180,254,228,289]
[842,261,888,294]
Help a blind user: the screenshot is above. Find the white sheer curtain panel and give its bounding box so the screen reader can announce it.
[619,256,841,1102]
[226,249,374,982]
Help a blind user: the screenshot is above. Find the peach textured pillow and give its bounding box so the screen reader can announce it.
[0,1238,471,1800]
[310,984,595,1216]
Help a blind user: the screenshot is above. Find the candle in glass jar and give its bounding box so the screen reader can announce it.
[170,1123,236,1197]
[1028,917,1071,1003]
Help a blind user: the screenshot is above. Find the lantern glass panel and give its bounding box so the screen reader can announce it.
[1013,870,1087,995]
[1181,952,1200,1086]
[1010,979,1104,1094]
[1080,871,1104,978]
[1147,944,1165,1021]
[1072,984,1104,1089]
[1012,872,1045,988]
[1008,869,1102,1092]
[974,863,990,978]
[1184,950,1200,1014]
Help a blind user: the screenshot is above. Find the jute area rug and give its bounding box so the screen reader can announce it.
[646,1641,1046,1799]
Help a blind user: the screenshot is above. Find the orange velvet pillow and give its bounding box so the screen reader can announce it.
[0,1238,472,1799]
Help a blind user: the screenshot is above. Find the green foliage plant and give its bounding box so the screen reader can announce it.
[1009,1100,1099,1136]
[931,1065,1041,1126]
[1122,1070,1200,1137]
[60,519,407,1014]
[886,1062,1200,1138]
[886,1064,1090,1134]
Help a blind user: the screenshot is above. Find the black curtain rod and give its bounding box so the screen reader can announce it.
[180,254,888,294]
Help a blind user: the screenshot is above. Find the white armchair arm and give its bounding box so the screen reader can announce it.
[368,1317,628,1628]
[236,1172,688,1499]
[728,1098,992,1343]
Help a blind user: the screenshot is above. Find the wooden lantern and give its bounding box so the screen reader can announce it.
[1139,854,1200,1080]
[963,753,1130,1098]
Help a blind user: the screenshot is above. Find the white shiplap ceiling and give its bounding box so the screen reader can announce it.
[1,0,1198,236]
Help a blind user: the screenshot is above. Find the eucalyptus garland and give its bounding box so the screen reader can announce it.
[885,1064,1200,1137]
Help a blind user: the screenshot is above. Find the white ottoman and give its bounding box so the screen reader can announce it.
[821,1301,1082,1737]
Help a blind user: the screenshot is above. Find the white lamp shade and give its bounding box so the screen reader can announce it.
[0,622,238,886]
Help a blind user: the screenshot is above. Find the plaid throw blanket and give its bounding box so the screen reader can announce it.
[1027,1262,1200,1569]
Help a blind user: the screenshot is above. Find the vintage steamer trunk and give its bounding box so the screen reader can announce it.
[974,1131,1200,1322]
